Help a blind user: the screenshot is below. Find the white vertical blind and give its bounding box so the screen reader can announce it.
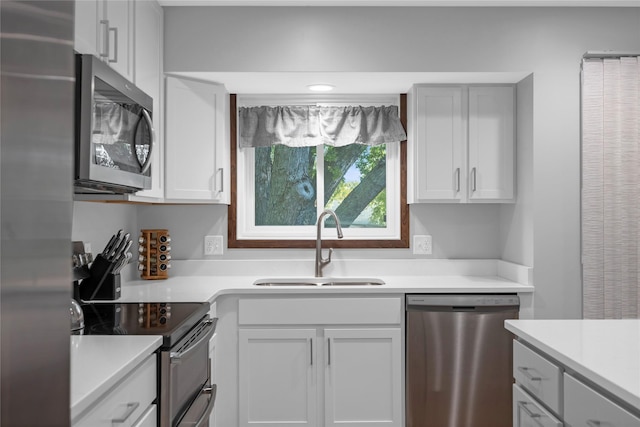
[582,56,640,319]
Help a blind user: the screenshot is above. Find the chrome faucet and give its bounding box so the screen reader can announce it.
[315,209,344,277]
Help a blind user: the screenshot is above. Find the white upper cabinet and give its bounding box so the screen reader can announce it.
[132,0,164,200]
[164,76,230,203]
[408,84,515,203]
[468,86,515,201]
[408,86,465,202]
[75,0,134,81]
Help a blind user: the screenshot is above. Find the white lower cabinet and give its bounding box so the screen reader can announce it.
[324,328,402,427]
[131,404,157,427]
[513,384,562,427]
[513,339,640,427]
[209,302,218,427]
[239,328,317,427]
[74,355,156,427]
[564,373,640,427]
[239,327,401,427]
[237,297,403,427]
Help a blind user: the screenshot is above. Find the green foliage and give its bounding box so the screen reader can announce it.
[356,145,385,175]
[369,189,386,226]
[327,181,357,209]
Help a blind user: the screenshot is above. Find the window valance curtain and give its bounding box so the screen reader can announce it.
[239,105,407,148]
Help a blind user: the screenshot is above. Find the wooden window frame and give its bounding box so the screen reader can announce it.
[228,94,409,249]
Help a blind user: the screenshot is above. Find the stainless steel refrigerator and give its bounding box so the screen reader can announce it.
[1,1,74,425]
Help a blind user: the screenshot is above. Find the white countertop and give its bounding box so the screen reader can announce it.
[118,274,534,304]
[70,335,162,422]
[71,259,533,420]
[505,319,640,411]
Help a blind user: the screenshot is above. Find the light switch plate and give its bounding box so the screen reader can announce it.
[413,235,432,255]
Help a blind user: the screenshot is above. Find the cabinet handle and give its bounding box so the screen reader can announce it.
[217,167,224,194]
[327,338,331,365]
[108,26,118,63]
[586,421,601,427]
[455,168,460,192]
[517,401,544,426]
[518,366,542,381]
[99,20,109,58]
[471,167,477,192]
[309,338,313,366]
[112,402,140,424]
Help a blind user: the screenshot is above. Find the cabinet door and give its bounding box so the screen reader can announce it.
[239,329,317,427]
[103,0,133,81]
[165,76,229,202]
[411,86,465,202]
[133,0,163,199]
[564,374,640,427]
[74,0,103,56]
[468,86,515,201]
[324,328,402,427]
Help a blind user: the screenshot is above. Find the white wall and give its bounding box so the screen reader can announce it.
[500,74,534,267]
[136,204,502,260]
[72,202,138,281]
[163,6,640,319]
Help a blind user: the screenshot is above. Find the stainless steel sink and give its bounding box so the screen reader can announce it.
[253,277,385,287]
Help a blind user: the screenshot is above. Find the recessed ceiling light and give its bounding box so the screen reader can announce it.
[307,84,335,92]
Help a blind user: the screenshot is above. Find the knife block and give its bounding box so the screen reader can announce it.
[138,229,171,280]
[79,254,122,300]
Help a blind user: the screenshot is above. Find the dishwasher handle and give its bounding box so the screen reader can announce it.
[406,294,519,311]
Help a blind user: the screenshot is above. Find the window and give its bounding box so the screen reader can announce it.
[229,95,409,249]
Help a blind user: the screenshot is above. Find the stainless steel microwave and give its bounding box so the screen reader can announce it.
[75,54,154,194]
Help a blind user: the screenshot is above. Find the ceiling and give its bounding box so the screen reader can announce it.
[159,0,640,6]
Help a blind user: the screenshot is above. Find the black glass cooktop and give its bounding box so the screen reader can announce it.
[80,302,210,348]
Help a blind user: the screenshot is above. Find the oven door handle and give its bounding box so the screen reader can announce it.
[187,384,217,427]
[170,318,216,364]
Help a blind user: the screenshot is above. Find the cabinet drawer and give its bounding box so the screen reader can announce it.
[513,340,562,415]
[239,297,402,325]
[564,374,640,427]
[132,404,157,427]
[75,355,156,427]
[513,384,562,427]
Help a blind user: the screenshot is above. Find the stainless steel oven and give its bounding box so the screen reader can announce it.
[161,316,217,427]
[81,302,217,427]
[75,53,155,194]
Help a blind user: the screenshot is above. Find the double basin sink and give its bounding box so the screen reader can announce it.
[254,277,385,287]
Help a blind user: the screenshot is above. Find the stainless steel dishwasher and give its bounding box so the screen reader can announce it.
[405,294,519,427]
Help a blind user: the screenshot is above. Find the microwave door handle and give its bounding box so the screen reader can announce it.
[133,109,155,174]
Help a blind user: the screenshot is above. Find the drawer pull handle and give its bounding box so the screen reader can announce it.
[112,402,139,424]
[586,421,601,427]
[518,366,542,381]
[518,401,545,426]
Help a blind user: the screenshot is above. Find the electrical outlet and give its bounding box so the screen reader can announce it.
[413,235,432,255]
[204,235,224,255]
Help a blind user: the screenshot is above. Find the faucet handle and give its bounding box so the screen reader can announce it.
[325,248,333,263]
[320,248,333,266]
